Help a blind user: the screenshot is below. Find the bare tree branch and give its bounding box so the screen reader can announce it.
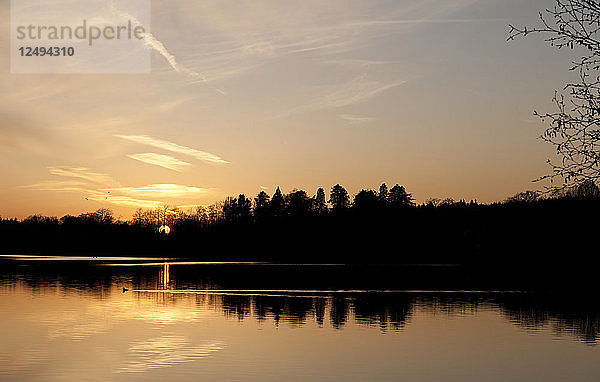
[510,0,600,188]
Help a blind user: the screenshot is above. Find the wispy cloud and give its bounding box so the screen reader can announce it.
[87,194,164,209]
[48,166,116,185]
[127,153,192,172]
[279,77,405,117]
[345,18,481,28]
[23,180,165,209]
[105,184,211,199]
[116,135,229,165]
[319,79,406,109]
[21,180,91,192]
[339,114,375,124]
[24,166,211,209]
[164,0,483,84]
[322,59,403,67]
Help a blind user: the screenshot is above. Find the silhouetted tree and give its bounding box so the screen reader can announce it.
[312,187,328,216]
[131,208,145,226]
[455,199,468,208]
[509,1,600,187]
[131,208,160,227]
[153,205,179,227]
[439,198,456,208]
[77,208,115,224]
[271,187,285,217]
[192,206,210,226]
[561,180,600,200]
[505,190,540,205]
[23,215,58,225]
[353,189,379,211]
[94,208,115,224]
[223,195,251,223]
[329,184,350,211]
[573,180,600,200]
[237,194,252,223]
[254,191,271,220]
[425,198,442,208]
[388,185,414,208]
[286,190,311,217]
[378,183,389,207]
[223,197,238,223]
[206,202,224,224]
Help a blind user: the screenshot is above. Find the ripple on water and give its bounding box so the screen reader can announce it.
[117,335,225,373]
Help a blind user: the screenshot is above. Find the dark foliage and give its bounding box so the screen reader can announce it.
[1,182,598,271]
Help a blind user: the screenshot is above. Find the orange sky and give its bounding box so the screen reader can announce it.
[0,0,573,219]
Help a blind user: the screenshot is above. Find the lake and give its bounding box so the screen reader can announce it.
[1,256,599,381]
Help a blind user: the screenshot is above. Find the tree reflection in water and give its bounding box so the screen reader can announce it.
[2,262,600,345]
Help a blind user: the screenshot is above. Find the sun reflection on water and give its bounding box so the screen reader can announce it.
[118,335,225,373]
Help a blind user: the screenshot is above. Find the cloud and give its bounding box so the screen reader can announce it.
[279,76,405,117]
[87,194,164,209]
[24,167,210,209]
[48,166,116,185]
[21,180,91,192]
[322,59,403,67]
[345,18,480,28]
[127,153,192,172]
[319,79,406,109]
[116,135,229,165]
[161,0,483,84]
[339,114,376,124]
[104,184,211,199]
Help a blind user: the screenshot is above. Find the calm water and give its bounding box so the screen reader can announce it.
[1,256,599,382]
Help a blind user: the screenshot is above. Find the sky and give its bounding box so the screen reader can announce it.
[0,0,579,219]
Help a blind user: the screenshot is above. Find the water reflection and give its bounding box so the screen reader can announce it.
[118,335,225,373]
[4,263,600,345]
[2,261,600,381]
[123,263,600,344]
[159,263,173,290]
[500,295,600,345]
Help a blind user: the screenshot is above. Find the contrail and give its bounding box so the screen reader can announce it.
[140,32,202,78]
[109,0,205,80]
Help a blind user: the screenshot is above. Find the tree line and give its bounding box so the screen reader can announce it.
[2,180,600,230]
[1,180,599,265]
[105,183,417,229]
